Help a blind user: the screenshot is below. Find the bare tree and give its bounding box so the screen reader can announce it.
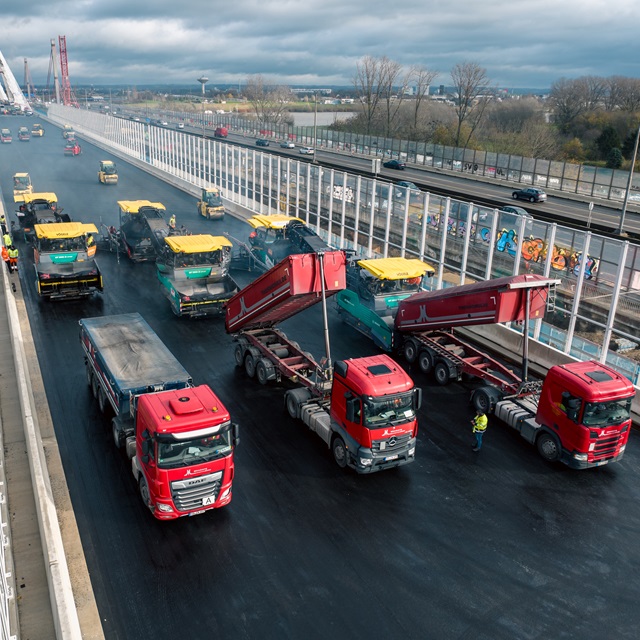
[244,74,293,126]
[450,62,491,147]
[549,77,591,133]
[408,65,439,136]
[377,57,407,137]
[616,77,640,112]
[581,75,606,111]
[353,55,384,135]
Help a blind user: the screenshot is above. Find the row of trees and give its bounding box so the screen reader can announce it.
[241,61,640,168]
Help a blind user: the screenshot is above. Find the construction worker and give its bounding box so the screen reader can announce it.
[87,234,95,247]
[3,232,11,248]
[1,245,9,273]
[7,245,18,272]
[0,213,6,235]
[471,409,488,452]
[169,214,176,230]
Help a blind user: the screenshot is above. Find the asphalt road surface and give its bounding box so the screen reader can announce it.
[2,116,640,639]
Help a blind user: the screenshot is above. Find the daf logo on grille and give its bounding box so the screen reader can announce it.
[388,437,397,447]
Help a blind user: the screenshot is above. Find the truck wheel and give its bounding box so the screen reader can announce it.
[289,341,300,354]
[244,354,257,378]
[418,350,434,374]
[139,476,153,512]
[285,392,299,419]
[402,339,418,363]
[234,344,245,367]
[112,419,124,449]
[256,359,270,385]
[91,373,100,399]
[472,387,499,414]
[434,361,451,386]
[86,365,93,388]
[332,437,348,468]
[98,387,109,414]
[537,433,560,462]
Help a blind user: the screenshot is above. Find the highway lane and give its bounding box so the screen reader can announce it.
[3,116,640,639]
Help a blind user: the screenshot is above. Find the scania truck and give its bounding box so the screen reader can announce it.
[80,313,239,519]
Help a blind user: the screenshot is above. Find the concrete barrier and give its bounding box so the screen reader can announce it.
[0,198,84,639]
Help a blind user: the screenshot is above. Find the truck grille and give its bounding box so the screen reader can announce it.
[591,429,626,459]
[372,433,412,454]
[171,471,223,512]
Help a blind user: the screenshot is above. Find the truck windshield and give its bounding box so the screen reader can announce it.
[582,397,633,427]
[156,431,232,469]
[363,392,416,427]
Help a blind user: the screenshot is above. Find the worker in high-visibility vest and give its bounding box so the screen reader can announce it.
[169,214,176,230]
[3,232,11,248]
[0,214,6,235]
[471,409,488,452]
[1,245,9,273]
[7,245,18,272]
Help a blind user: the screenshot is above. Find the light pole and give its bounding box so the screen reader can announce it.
[197,76,209,137]
[312,92,318,160]
[618,122,640,235]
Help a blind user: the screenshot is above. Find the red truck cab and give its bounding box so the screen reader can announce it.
[331,354,420,471]
[133,385,239,519]
[537,361,635,468]
[214,127,228,138]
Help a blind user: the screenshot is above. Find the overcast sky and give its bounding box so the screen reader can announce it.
[2,1,640,91]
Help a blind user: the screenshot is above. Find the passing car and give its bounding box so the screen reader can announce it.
[383,159,406,170]
[176,122,185,129]
[299,146,315,155]
[395,181,419,197]
[512,187,547,203]
[18,126,30,141]
[1,129,11,143]
[500,205,532,218]
[255,139,270,147]
[64,141,82,156]
[280,141,295,149]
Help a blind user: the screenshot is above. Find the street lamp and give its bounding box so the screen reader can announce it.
[312,92,318,160]
[618,122,640,235]
[197,76,208,137]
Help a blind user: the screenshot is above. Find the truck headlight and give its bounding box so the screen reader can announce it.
[573,453,588,462]
[359,458,373,466]
[220,487,231,500]
[409,447,415,456]
[156,503,174,513]
[619,445,626,453]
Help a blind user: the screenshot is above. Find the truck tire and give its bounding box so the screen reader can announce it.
[244,353,257,378]
[86,365,93,388]
[286,392,299,419]
[139,476,153,513]
[402,339,419,363]
[256,359,273,385]
[234,344,245,367]
[98,386,109,414]
[434,360,452,386]
[332,437,348,468]
[472,387,501,414]
[418,349,435,374]
[91,373,100,399]
[112,419,124,449]
[536,433,561,462]
[288,341,300,354]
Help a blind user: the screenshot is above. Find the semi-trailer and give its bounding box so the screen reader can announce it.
[336,258,636,468]
[80,312,239,519]
[226,251,421,472]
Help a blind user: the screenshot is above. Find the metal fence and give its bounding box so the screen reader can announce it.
[153,108,640,204]
[50,105,640,385]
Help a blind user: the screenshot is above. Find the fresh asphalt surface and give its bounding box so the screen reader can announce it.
[2,116,640,639]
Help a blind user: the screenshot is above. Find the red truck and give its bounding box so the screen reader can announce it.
[214,127,228,138]
[226,251,421,472]
[337,263,636,468]
[80,313,239,519]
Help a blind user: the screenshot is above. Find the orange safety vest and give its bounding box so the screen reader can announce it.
[1,247,7,262]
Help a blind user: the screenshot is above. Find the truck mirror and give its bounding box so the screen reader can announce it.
[141,440,150,455]
[414,387,423,410]
[141,429,150,440]
[232,423,240,446]
[141,454,150,465]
